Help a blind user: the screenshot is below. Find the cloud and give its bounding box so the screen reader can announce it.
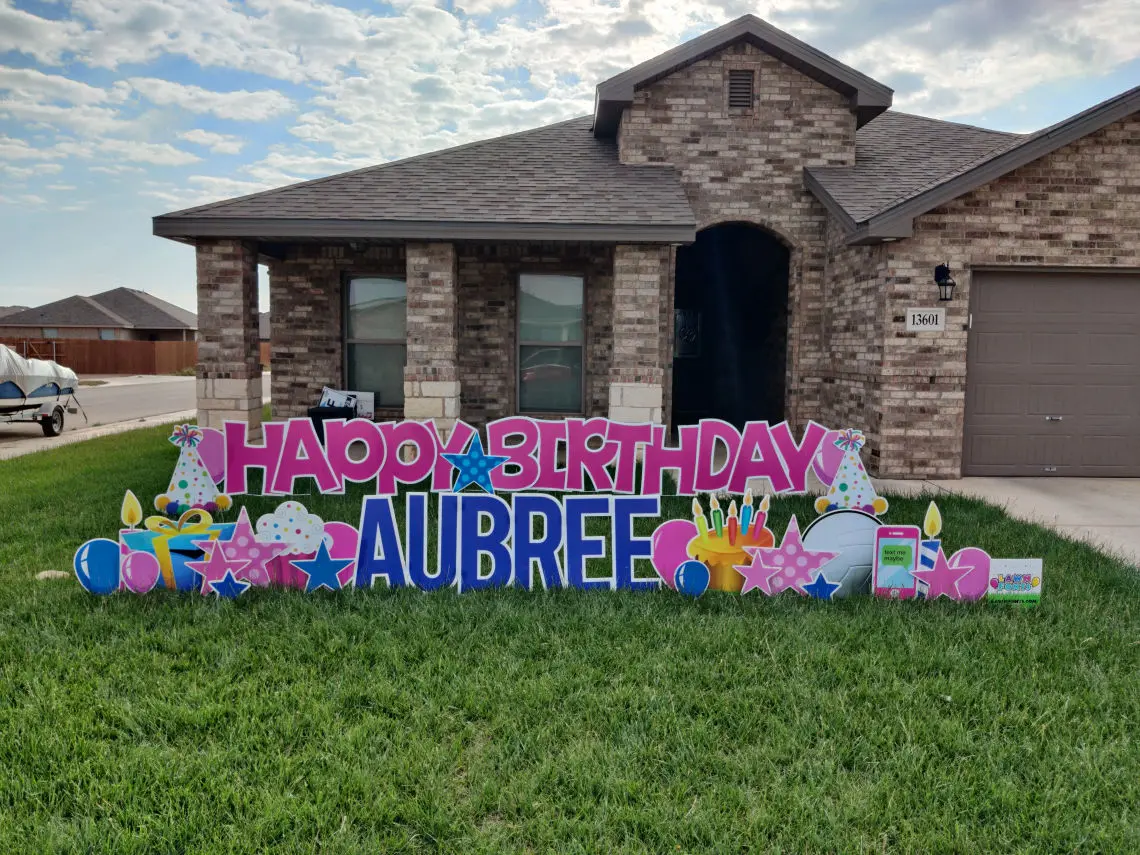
[46,183,77,191]
[0,162,64,178]
[0,67,129,105]
[130,77,294,121]
[178,129,246,154]
[0,1,84,64]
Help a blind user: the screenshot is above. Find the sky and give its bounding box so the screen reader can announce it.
[1,0,1138,315]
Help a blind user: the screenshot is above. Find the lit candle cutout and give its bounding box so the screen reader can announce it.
[710,496,724,537]
[727,500,739,546]
[692,498,709,538]
[740,488,754,535]
[120,490,142,529]
[919,501,943,593]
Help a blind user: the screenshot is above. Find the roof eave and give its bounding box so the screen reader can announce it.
[153,217,697,245]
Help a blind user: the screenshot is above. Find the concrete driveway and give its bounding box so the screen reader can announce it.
[880,477,1140,566]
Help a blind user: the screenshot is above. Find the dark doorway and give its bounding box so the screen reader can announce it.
[672,223,789,429]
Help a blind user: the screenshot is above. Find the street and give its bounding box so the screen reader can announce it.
[74,375,197,428]
[0,375,197,460]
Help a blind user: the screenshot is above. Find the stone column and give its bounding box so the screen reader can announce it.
[609,244,668,424]
[404,242,461,436]
[195,239,262,437]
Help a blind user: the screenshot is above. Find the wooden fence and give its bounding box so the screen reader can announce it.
[0,338,198,375]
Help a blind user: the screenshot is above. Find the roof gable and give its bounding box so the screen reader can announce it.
[808,84,1140,243]
[593,15,893,137]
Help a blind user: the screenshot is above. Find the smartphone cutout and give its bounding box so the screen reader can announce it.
[873,526,921,599]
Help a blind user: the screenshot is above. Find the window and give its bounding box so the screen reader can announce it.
[518,273,584,414]
[41,328,57,339]
[99,328,116,340]
[344,276,407,408]
[728,69,754,110]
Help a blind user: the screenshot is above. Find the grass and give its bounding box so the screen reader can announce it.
[0,423,1137,853]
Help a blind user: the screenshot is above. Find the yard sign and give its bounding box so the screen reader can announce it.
[74,418,1039,604]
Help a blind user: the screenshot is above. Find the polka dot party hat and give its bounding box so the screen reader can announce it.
[155,424,231,517]
[814,428,888,516]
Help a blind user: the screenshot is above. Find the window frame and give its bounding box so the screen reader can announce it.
[515,270,587,416]
[341,272,409,412]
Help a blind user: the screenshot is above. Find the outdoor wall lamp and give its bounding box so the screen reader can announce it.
[934,262,956,302]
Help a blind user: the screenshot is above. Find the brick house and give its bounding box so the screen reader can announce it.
[0,288,196,342]
[154,15,1140,479]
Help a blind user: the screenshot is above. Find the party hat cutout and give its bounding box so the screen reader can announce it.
[155,424,231,516]
[814,428,888,516]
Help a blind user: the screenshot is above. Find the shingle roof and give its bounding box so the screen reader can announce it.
[0,306,28,318]
[0,288,196,330]
[91,287,197,330]
[807,84,1140,242]
[154,116,696,243]
[807,111,1024,223]
[0,295,130,329]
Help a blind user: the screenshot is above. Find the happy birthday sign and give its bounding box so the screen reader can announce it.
[72,418,1041,604]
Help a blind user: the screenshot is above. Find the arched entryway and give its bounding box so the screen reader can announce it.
[672,222,790,428]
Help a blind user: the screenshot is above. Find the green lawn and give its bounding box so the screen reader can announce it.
[0,423,1137,853]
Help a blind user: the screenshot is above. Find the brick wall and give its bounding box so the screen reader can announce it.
[874,113,1140,477]
[456,241,614,426]
[195,239,262,433]
[268,241,614,427]
[618,39,857,429]
[820,220,888,469]
[267,243,404,418]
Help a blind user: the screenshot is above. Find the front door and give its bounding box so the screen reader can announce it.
[672,223,789,429]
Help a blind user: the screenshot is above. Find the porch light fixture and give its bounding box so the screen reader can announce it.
[934,262,956,302]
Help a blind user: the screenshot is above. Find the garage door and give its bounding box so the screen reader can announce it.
[964,271,1140,477]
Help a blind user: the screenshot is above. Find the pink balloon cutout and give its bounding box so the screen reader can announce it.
[121,550,161,594]
[197,427,226,485]
[811,429,844,487]
[947,547,991,601]
[324,521,360,588]
[650,519,698,590]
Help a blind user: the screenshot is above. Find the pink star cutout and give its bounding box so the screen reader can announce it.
[736,515,839,596]
[202,507,288,587]
[912,547,974,601]
[187,541,251,596]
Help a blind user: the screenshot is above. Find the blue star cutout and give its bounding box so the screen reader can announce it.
[802,570,841,601]
[442,432,509,493]
[210,570,250,600]
[290,541,352,593]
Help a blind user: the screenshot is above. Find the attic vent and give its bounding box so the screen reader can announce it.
[728,70,754,109]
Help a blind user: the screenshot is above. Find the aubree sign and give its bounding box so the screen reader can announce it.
[73,419,1040,604]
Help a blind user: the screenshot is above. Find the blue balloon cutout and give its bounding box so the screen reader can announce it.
[74,538,121,595]
[674,560,710,598]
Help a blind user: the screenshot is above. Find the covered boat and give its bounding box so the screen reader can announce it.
[0,344,80,435]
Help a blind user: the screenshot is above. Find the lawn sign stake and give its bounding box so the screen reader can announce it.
[74,418,1041,605]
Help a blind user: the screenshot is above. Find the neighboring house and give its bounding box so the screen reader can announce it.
[0,288,197,342]
[153,15,1140,479]
[0,306,29,318]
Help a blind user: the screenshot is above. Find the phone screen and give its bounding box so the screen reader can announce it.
[876,536,917,589]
